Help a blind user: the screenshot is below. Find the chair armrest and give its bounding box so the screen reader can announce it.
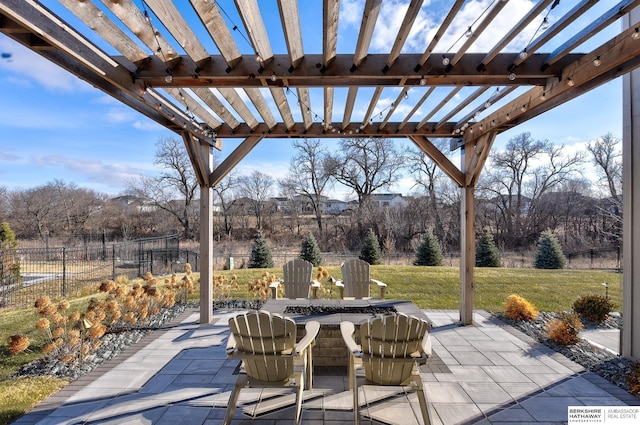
[370,278,387,287]
[269,280,283,299]
[335,280,344,288]
[421,332,432,357]
[294,321,320,355]
[311,279,321,288]
[226,333,237,355]
[340,321,361,356]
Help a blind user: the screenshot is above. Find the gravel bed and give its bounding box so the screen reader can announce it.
[13,300,264,381]
[496,311,638,395]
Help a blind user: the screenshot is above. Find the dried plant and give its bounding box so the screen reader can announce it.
[503,294,539,321]
[249,272,276,301]
[8,334,30,355]
[213,274,239,300]
[545,312,583,345]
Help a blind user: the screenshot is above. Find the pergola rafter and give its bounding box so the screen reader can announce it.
[2,0,640,356]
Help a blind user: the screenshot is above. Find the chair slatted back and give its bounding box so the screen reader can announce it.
[229,311,296,382]
[283,259,313,299]
[341,258,371,298]
[359,314,430,385]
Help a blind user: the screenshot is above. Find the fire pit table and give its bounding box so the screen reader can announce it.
[260,299,431,369]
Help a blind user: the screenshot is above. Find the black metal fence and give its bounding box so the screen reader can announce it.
[0,234,198,310]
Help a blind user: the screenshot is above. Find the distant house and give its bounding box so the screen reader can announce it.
[369,193,407,209]
[109,195,156,213]
[322,198,348,214]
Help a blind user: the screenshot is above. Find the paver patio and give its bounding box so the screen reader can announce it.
[12,308,639,425]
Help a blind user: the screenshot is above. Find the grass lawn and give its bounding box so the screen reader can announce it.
[0,265,623,424]
[210,265,622,312]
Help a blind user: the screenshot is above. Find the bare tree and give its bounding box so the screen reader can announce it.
[212,165,238,239]
[480,132,585,249]
[587,133,623,242]
[0,186,9,222]
[406,141,451,242]
[127,137,199,240]
[10,186,56,241]
[279,139,332,237]
[237,171,274,231]
[325,137,405,207]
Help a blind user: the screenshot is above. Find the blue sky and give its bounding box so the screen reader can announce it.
[0,0,624,199]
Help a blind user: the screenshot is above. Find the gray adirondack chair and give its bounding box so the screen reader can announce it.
[341,313,432,425]
[224,310,320,424]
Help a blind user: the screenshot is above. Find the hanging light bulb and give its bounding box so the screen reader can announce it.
[419,76,427,85]
[404,92,409,100]
[271,73,277,82]
[633,28,640,40]
[541,17,550,30]
[165,73,173,83]
[593,56,602,67]
[508,72,516,81]
[485,101,491,108]
[519,49,528,60]
[541,92,547,101]
[465,26,473,38]
[442,55,450,66]
[567,77,575,87]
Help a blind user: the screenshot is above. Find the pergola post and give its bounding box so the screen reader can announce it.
[199,146,214,324]
[460,144,475,325]
[622,8,640,358]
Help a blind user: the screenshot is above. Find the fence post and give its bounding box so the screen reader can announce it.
[112,245,116,280]
[150,249,154,275]
[62,247,67,297]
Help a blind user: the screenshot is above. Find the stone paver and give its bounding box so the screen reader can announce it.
[12,309,639,425]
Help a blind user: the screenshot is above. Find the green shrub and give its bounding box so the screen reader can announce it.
[534,230,566,269]
[545,312,583,345]
[359,228,382,265]
[476,231,501,267]
[248,232,274,268]
[299,232,322,266]
[503,294,539,321]
[572,294,615,323]
[413,228,442,266]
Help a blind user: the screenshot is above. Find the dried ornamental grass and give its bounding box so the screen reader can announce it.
[503,294,539,321]
[545,312,583,345]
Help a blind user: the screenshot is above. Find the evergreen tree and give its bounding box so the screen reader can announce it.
[476,232,501,267]
[299,232,322,266]
[534,230,566,269]
[0,222,20,285]
[359,228,382,265]
[248,232,274,268]
[413,228,442,266]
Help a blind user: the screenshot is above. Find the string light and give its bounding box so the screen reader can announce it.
[419,76,427,85]
[541,17,550,30]
[566,77,575,87]
[593,56,601,67]
[465,26,473,38]
[519,49,528,60]
[442,55,450,66]
[633,28,640,40]
[508,72,516,81]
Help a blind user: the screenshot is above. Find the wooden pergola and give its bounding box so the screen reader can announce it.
[3,0,640,358]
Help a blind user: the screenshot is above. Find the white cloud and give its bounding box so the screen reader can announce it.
[0,35,91,92]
